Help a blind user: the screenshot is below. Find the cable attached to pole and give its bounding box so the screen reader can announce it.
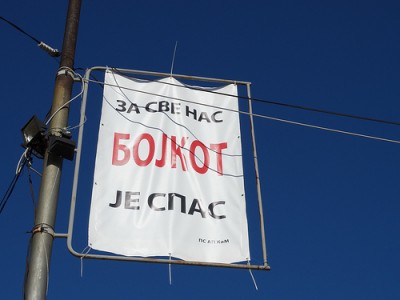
[38,42,60,57]
[0,156,27,214]
[0,15,60,57]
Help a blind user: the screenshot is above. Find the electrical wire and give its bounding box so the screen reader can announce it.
[0,15,39,43]
[113,69,400,126]
[66,115,87,131]
[45,69,85,133]
[16,148,30,175]
[2,15,397,132]
[91,71,400,182]
[0,172,22,214]
[253,114,400,144]
[0,15,60,57]
[0,152,28,214]
[0,149,40,215]
[45,72,84,126]
[86,77,400,145]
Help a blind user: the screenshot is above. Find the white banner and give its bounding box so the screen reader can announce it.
[88,70,250,263]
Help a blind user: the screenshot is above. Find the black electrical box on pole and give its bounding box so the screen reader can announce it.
[24,1,81,299]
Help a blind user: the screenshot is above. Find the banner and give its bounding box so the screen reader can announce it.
[88,70,250,263]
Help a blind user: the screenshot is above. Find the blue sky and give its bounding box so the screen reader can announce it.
[1,1,400,299]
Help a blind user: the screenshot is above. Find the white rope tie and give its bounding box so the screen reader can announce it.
[80,246,92,277]
[169,253,172,285]
[16,148,29,175]
[170,41,178,77]
[247,259,258,291]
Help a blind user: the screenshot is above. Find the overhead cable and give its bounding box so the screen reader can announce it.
[113,69,400,126]
[0,15,60,57]
[0,149,30,214]
[166,81,400,126]
[252,114,400,144]
[0,171,22,214]
[86,77,400,145]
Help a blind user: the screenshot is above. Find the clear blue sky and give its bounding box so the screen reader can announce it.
[1,1,400,299]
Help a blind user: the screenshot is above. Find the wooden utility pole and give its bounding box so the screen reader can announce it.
[24,1,81,299]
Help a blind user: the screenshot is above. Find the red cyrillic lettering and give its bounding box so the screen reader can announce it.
[190,140,210,174]
[133,133,155,166]
[112,133,130,166]
[210,142,227,175]
[171,136,188,171]
[155,133,168,167]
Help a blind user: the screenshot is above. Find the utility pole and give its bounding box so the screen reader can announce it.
[24,1,81,299]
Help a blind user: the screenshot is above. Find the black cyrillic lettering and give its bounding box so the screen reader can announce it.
[148,193,166,211]
[168,193,186,213]
[110,190,122,208]
[208,201,226,219]
[185,106,197,120]
[115,100,126,112]
[188,199,206,218]
[124,191,140,210]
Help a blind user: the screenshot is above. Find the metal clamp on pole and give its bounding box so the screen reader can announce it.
[38,41,60,57]
[56,66,81,81]
[31,223,55,239]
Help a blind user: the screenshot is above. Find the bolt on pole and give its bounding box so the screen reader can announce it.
[24,1,81,299]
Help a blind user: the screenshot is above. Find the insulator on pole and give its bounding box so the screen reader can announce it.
[38,41,60,57]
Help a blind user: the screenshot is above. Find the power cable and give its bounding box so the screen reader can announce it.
[86,77,400,145]
[0,158,26,214]
[0,15,60,57]
[253,114,400,144]
[113,69,400,126]
[0,15,39,44]
[1,14,396,131]
[45,79,84,126]
[45,67,84,128]
[0,149,38,215]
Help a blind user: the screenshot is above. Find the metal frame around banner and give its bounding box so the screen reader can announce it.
[61,66,270,271]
